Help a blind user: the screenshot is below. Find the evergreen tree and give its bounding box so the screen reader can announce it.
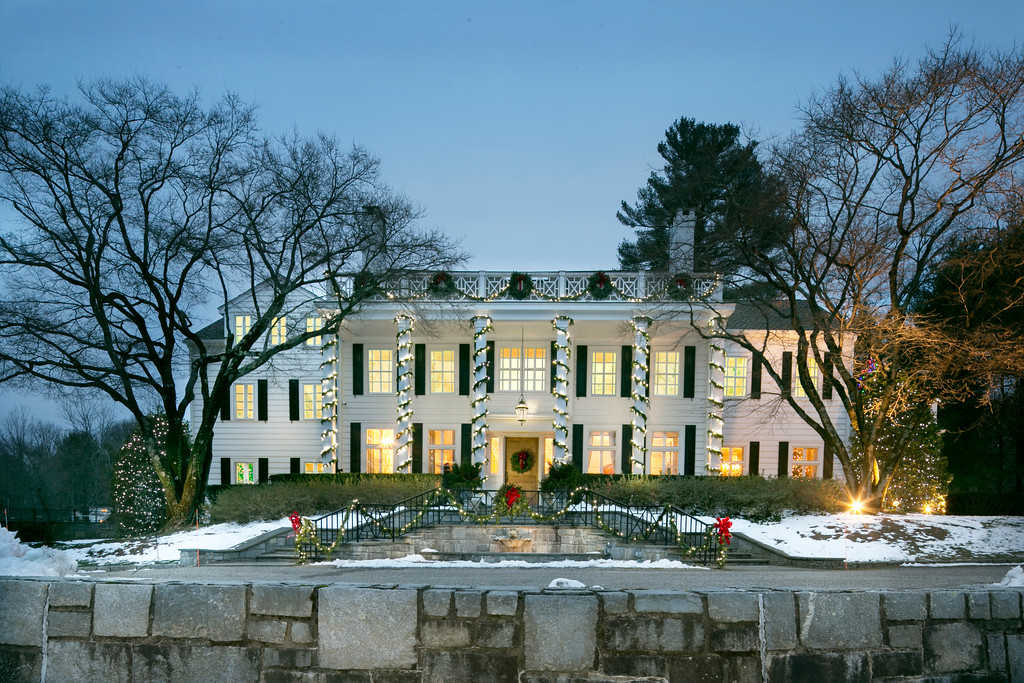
[112,418,172,534]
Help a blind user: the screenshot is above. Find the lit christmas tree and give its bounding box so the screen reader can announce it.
[112,417,169,534]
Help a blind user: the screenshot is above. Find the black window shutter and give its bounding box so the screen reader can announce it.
[683,425,696,476]
[778,441,789,478]
[572,424,584,471]
[350,422,361,474]
[289,379,300,421]
[461,423,472,466]
[621,424,633,474]
[575,345,588,397]
[486,342,495,394]
[782,352,793,397]
[620,346,632,397]
[257,380,269,421]
[258,457,269,483]
[683,346,696,398]
[220,457,231,486]
[751,358,762,399]
[221,390,231,421]
[290,457,300,475]
[352,344,364,396]
[412,423,423,474]
[749,442,760,476]
[414,344,426,396]
[459,344,471,396]
[822,353,834,400]
[550,341,557,393]
[823,442,833,479]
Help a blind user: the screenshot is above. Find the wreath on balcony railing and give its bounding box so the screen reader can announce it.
[510,448,535,473]
[427,270,457,296]
[587,270,614,300]
[353,273,378,297]
[494,482,529,520]
[669,272,692,301]
[507,271,534,300]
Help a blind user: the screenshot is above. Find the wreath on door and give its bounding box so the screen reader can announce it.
[510,448,535,473]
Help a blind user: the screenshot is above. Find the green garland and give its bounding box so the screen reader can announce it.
[510,448,535,473]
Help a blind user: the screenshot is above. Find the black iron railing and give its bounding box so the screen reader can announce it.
[300,488,713,564]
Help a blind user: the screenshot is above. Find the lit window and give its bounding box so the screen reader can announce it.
[791,447,819,477]
[652,351,679,396]
[430,350,456,394]
[650,431,679,475]
[587,431,616,474]
[490,437,501,475]
[235,462,255,484]
[234,315,251,339]
[305,462,326,474]
[591,351,617,396]
[543,437,554,474]
[523,347,546,392]
[795,360,820,398]
[724,356,748,398]
[427,429,456,474]
[234,383,254,420]
[368,349,393,394]
[270,316,287,345]
[499,346,546,392]
[306,317,323,346]
[303,383,322,420]
[366,428,395,473]
[720,447,744,476]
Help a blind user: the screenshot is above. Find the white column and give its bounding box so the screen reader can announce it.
[630,317,650,474]
[551,316,573,464]
[395,314,415,472]
[471,315,493,465]
[320,323,341,472]
[707,321,726,472]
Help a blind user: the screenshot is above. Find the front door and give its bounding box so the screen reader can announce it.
[504,436,540,489]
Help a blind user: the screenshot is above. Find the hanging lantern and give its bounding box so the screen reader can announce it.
[515,396,528,424]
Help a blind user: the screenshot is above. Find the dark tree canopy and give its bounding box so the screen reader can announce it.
[617,117,786,272]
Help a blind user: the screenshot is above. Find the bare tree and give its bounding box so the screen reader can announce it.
[687,34,1024,508]
[0,78,463,527]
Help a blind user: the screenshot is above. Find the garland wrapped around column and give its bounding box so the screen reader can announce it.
[319,330,341,471]
[395,314,415,472]
[551,316,573,463]
[630,317,651,474]
[471,315,493,466]
[707,324,726,469]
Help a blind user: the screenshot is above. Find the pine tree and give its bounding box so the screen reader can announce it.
[112,418,170,534]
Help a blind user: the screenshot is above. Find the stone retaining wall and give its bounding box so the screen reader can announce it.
[1,578,1022,682]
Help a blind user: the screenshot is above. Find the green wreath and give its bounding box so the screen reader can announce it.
[510,448,535,473]
[494,482,529,520]
[669,272,691,301]
[588,270,614,300]
[427,270,457,296]
[507,271,534,300]
[353,273,378,296]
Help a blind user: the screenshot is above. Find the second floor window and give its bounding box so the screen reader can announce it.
[499,347,547,392]
[235,383,254,420]
[591,351,617,396]
[270,317,287,345]
[234,315,251,339]
[430,349,456,394]
[795,360,820,398]
[368,349,394,394]
[724,356,748,398]
[652,351,680,396]
[306,317,323,346]
[303,383,322,420]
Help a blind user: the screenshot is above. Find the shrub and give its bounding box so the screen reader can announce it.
[441,462,483,489]
[540,462,583,491]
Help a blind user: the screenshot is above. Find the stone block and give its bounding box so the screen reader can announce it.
[422,589,452,617]
[0,649,41,682]
[321,673,371,683]
[0,579,46,646]
[797,592,881,649]
[249,618,288,643]
[251,585,313,618]
[988,634,1006,672]
[967,592,991,620]
[94,583,153,637]
[420,650,520,683]
[475,620,517,648]
[991,591,1022,620]
[47,610,92,638]
[370,671,422,683]
[883,591,926,621]
[264,647,313,669]
[151,584,246,641]
[486,591,519,616]
[930,590,966,619]
[632,591,703,614]
[887,623,923,649]
[45,640,130,682]
[761,592,797,650]
[599,591,628,614]
[925,622,983,672]
[455,590,482,617]
[130,643,259,682]
[47,581,92,608]
[602,615,703,654]
[264,672,320,683]
[524,593,597,671]
[601,653,667,678]
[707,592,759,623]
[1008,634,1024,681]
[767,652,870,683]
[666,654,761,683]
[421,619,472,648]
[710,624,759,653]
[290,620,312,644]
[319,587,417,670]
[869,650,923,677]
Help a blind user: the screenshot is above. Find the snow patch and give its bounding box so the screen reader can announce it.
[994,565,1024,587]
[548,577,587,588]
[0,527,77,576]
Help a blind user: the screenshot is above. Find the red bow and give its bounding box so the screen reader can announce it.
[713,516,732,545]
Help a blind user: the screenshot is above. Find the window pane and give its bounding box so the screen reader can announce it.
[543,437,554,474]
[720,447,744,476]
[366,428,395,473]
[303,383,322,419]
[368,349,394,393]
[524,347,546,392]
[304,462,325,473]
[587,431,615,474]
[270,316,287,345]
[306,317,323,346]
[430,350,456,394]
[795,360,820,398]
[499,347,521,392]
[650,431,679,475]
[591,352,617,396]
[490,437,500,474]
[653,352,679,396]
[724,356,748,398]
[234,315,251,339]
[235,384,253,419]
[235,462,254,484]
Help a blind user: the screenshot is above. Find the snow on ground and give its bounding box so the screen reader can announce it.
[2,512,1024,577]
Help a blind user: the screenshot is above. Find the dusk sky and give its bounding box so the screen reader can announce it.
[1,1,1022,420]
